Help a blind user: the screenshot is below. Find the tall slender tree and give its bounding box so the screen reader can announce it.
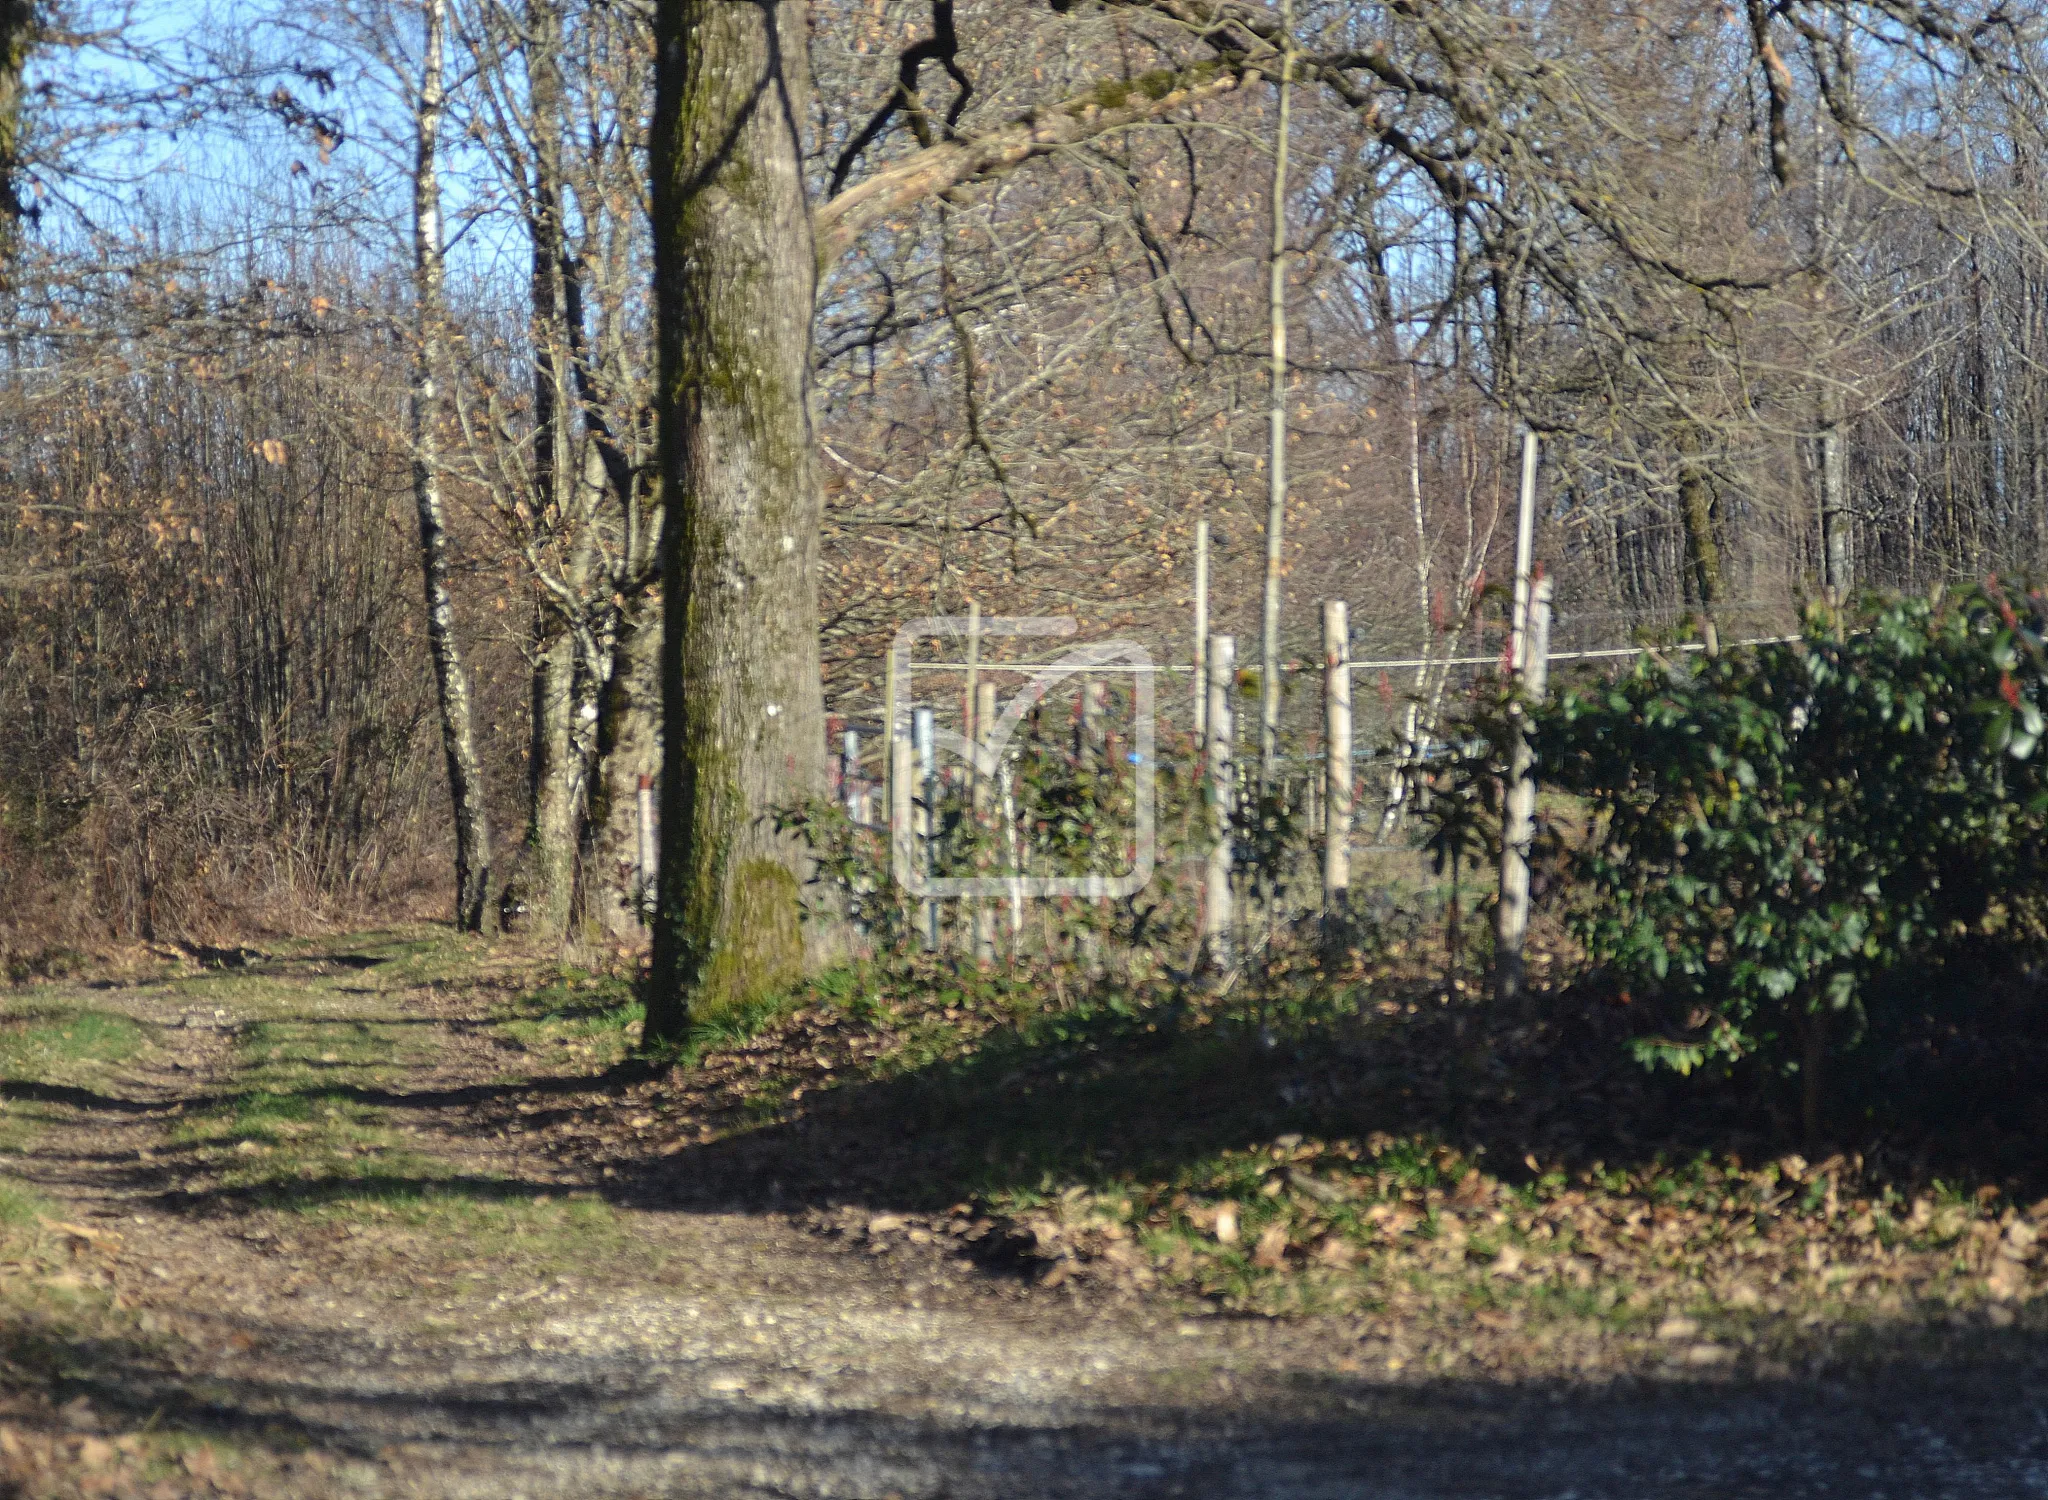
[409,0,492,931]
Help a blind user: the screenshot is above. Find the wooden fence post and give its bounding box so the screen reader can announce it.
[914,706,938,951]
[841,725,862,821]
[890,717,914,937]
[1322,600,1351,952]
[1497,574,1553,1005]
[1509,429,1539,674]
[1193,517,1210,739]
[973,679,997,966]
[1078,677,1106,771]
[963,600,981,753]
[884,644,901,834]
[1204,633,1236,969]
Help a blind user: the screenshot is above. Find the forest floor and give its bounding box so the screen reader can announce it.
[1,928,2047,1498]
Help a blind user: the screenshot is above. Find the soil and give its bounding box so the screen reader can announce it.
[3,942,2047,1499]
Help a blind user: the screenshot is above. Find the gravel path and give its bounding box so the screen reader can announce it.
[4,950,2047,1498]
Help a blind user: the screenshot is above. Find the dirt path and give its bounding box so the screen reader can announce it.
[3,938,2047,1499]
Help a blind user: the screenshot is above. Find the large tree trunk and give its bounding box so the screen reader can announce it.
[411,0,492,932]
[525,611,579,934]
[519,0,583,940]
[644,0,825,1040]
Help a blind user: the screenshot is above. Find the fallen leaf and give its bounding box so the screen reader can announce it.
[1213,1202,1240,1246]
[1253,1223,1289,1269]
[1365,1203,1421,1235]
[1987,1256,2027,1302]
[2003,1219,2039,1258]
[1286,1168,1350,1204]
[1452,1173,1496,1209]
[1313,1235,1358,1268]
[39,1219,121,1251]
[1655,1314,1700,1341]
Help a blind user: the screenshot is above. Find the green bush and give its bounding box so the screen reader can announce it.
[1534,585,2048,1128]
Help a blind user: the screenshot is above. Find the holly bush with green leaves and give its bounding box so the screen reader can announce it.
[1533,584,2048,1085]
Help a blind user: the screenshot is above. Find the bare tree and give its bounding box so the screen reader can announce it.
[409,0,492,931]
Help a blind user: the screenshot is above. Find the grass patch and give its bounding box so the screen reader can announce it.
[0,997,150,1152]
[328,1182,636,1267]
[0,1174,50,1227]
[0,1004,147,1080]
[143,951,648,1273]
[496,969,643,1072]
[169,998,442,1197]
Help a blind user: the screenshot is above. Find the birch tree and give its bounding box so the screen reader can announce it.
[409,0,492,931]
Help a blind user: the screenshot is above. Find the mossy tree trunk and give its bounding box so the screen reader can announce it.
[638,1,1275,1041]
[644,0,824,1040]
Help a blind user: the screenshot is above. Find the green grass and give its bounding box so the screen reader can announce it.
[131,943,652,1274]
[0,998,150,1152]
[495,970,643,1070]
[0,1175,51,1227]
[0,1004,147,1079]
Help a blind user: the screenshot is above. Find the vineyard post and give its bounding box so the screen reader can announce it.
[841,725,862,821]
[963,600,981,753]
[1079,678,1106,771]
[1193,517,1210,738]
[890,722,913,937]
[1496,573,1553,1005]
[972,679,998,965]
[1509,430,1539,674]
[914,705,938,950]
[1322,600,1351,955]
[1204,633,1237,969]
[883,644,900,827]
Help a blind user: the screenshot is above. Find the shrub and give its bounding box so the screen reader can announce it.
[1534,585,2048,1136]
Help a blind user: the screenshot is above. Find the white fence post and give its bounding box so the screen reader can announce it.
[1204,633,1236,969]
[890,722,914,937]
[1509,429,1539,674]
[1322,600,1351,944]
[1497,573,1553,1005]
[973,679,997,966]
[841,726,862,821]
[914,706,938,951]
[1193,517,1210,739]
